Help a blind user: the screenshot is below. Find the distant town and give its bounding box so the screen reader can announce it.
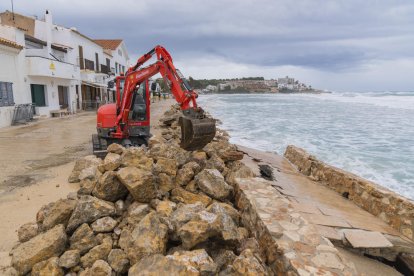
[181,76,324,94]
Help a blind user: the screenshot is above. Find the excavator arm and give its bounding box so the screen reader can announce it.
[114,45,216,150]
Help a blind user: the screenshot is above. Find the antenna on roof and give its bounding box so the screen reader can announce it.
[11,0,15,21]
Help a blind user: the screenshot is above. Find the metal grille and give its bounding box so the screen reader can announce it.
[11,104,35,125]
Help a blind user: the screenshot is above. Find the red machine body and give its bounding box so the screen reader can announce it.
[93,45,216,155]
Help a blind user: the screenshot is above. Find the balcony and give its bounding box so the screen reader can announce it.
[26,56,80,80]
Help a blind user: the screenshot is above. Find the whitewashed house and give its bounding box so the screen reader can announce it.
[0,9,130,126]
[0,24,26,127]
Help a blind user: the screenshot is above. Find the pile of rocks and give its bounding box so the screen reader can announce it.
[8,106,271,275]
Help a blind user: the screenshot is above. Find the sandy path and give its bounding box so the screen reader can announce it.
[0,98,174,269]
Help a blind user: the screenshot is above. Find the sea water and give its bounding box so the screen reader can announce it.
[198,92,414,200]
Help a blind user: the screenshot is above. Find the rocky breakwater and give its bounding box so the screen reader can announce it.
[7,105,269,275]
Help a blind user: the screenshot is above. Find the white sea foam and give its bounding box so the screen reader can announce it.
[199,92,414,200]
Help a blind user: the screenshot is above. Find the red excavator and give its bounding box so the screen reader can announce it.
[92,45,216,156]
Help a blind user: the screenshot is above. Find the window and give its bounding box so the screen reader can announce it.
[95,53,99,72]
[78,46,84,69]
[84,59,95,71]
[0,82,14,107]
[115,62,118,74]
[31,84,46,107]
[118,49,122,56]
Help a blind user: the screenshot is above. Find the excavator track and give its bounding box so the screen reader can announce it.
[179,116,216,151]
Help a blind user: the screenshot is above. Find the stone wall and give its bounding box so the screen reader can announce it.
[284,145,414,241]
[234,177,356,275]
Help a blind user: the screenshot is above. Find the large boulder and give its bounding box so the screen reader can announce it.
[195,169,233,201]
[171,187,212,207]
[232,249,267,276]
[148,143,190,166]
[206,154,226,172]
[103,152,122,171]
[225,161,255,185]
[178,210,221,249]
[153,157,177,176]
[92,171,128,202]
[107,143,125,155]
[120,147,153,170]
[11,224,67,275]
[125,202,150,225]
[207,202,240,244]
[90,260,112,276]
[66,196,115,233]
[78,179,97,195]
[69,223,98,255]
[155,200,177,217]
[156,173,175,193]
[129,254,192,276]
[68,155,102,183]
[167,249,217,275]
[58,249,80,269]
[108,249,129,274]
[175,161,200,186]
[38,199,77,231]
[80,237,112,268]
[169,202,205,236]
[17,222,38,243]
[91,217,118,233]
[31,257,64,276]
[125,212,169,264]
[117,167,156,203]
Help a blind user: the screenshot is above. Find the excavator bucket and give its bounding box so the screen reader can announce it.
[179,116,216,151]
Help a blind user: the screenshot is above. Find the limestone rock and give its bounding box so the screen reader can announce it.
[69,223,98,255]
[178,210,221,249]
[126,212,169,264]
[107,143,125,155]
[207,202,240,225]
[148,142,189,166]
[31,257,63,276]
[167,249,217,275]
[156,172,175,193]
[190,151,207,167]
[206,154,226,172]
[123,202,150,226]
[153,157,177,176]
[211,249,237,271]
[171,187,212,207]
[232,249,266,276]
[92,171,128,202]
[120,147,153,170]
[117,167,156,203]
[207,202,240,244]
[225,161,254,185]
[80,237,112,268]
[108,249,129,274]
[170,202,205,235]
[77,179,96,195]
[195,169,233,201]
[91,217,118,233]
[155,200,177,217]
[90,260,112,276]
[66,196,115,233]
[11,224,67,275]
[40,199,77,230]
[129,254,191,276]
[17,222,38,243]
[103,152,121,171]
[59,250,80,269]
[114,200,126,216]
[220,150,244,162]
[78,166,100,182]
[176,167,195,186]
[68,155,102,183]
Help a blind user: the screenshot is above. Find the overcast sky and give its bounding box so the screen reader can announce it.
[2,0,414,92]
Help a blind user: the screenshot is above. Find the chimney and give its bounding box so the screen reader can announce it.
[45,9,52,53]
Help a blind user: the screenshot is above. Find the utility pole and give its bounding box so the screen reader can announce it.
[11,0,15,21]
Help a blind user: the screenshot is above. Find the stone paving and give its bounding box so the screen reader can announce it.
[237,145,412,275]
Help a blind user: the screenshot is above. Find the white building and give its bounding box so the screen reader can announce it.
[0,24,26,127]
[0,9,130,126]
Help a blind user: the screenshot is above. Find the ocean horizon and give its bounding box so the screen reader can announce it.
[198,91,414,200]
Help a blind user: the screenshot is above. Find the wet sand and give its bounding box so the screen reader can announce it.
[0,99,174,269]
